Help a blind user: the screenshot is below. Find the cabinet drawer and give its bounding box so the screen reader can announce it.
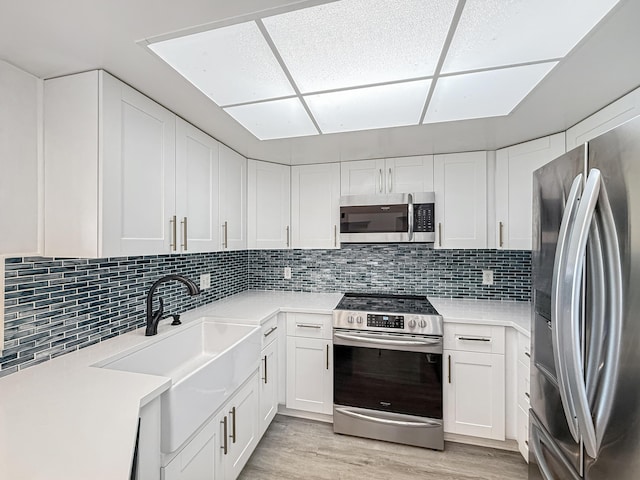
[444,323,505,354]
[518,333,531,366]
[286,313,332,339]
[518,360,531,410]
[261,314,279,349]
[517,404,529,462]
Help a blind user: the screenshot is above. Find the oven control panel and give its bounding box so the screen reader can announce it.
[367,314,404,329]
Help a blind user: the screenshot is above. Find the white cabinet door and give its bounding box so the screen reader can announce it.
[291,163,340,249]
[225,373,260,480]
[434,151,487,249]
[102,76,176,256]
[175,119,220,253]
[495,133,565,250]
[259,339,278,438]
[340,159,385,195]
[247,160,290,250]
[162,417,218,480]
[385,156,434,194]
[443,349,505,440]
[0,60,40,256]
[219,144,247,251]
[566,86,640,149]
[286,337,332,414]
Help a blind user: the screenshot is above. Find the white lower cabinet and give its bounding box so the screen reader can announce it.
[286,313,333,414]
[162,372,260,480]
[443,323,506,441]
[259,321,279,437]
[516,333,531,461]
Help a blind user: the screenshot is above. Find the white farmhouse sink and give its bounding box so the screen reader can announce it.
[101,321,261,453]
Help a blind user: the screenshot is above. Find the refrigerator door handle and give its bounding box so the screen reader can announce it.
[562,168,601,458]
[591,178,623,455]
[551,173,583,442]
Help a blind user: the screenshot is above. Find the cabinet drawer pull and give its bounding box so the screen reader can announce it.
[448,354,452,383]
[170,215,177,252]
[525,392,530,399]
[334,225,338,247]
[223,221,229,249]
[378,169,383,193]
[438,222,442,247]
[262,355,268,384]
[286,225,290,247]
[181,216,188,251]
[499,221,504,248]
[388,167,392,192]
[525,352,531,358]
[220,416,228,455]
[296,323,322,329]
[230,406,236,443]
[263,326,278,337]
[326,344,330,370]
[458,336,491,342]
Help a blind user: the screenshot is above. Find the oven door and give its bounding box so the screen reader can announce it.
[333,330,443,419]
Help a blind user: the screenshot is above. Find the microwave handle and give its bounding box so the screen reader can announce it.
[408,193,414,241]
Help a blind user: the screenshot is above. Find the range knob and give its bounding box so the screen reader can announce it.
[356,316,363,324]
[408,319,417,328]
[348,315,354,324]
[419,319,427,328]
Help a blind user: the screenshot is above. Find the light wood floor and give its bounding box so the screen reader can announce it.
[239,415,528,480]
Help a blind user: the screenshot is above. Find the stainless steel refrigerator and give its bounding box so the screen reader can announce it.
[530,115,640,479]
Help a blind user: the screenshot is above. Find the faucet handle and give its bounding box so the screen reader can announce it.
[170,314,182,326]
[153,297,164,320]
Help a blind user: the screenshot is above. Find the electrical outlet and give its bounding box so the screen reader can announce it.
[200,273,211,289]
[284,267,292,280]
[482,270,494,286]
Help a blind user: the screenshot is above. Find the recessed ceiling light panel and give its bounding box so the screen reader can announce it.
[224,98,318,140]
[149,21,295,106]
[305,80,431,134]
[263,0,457,93]
[424,62,557,124]
[442,0,621,74]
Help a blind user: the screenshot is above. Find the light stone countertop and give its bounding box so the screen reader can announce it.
[0,289,529,479]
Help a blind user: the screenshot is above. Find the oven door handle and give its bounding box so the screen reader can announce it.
[335,407,442,428]
[334,332,441,347]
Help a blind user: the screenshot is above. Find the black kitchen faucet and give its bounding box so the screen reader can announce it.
[145,274,200,336]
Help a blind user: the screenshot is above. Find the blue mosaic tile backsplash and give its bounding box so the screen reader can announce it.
[249,244,531,300]
[2,245,530,377]
[1,252,247,377]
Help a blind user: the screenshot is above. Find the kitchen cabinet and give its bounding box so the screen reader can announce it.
[291,163,340,249]
[340,156,433,195]
[0,60,41,256]
[259,315,279,438]
[286,313,333,415]
[219,144,247,251]
[495,133,565,250]
[247,160,290,250]
[434,152,487,249]
[443,323,505,440]
[516,333,531,461]
[566,85,640,149]
[175,118,220,253]
[162,415,218,480]
[44,70,177,258]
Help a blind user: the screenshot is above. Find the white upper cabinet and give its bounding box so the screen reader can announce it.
[45,70,176,258]
[434,152,487,249]
[495,133,565,250]
[566,86,640,149]
[291,163,341,249]
[175,119,220,253]
[340,156,433,196]
[247,160,291,250]
[219,144,247,251]
[0,60,41,256]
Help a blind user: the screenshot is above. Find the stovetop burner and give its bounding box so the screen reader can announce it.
[335,292,439,316]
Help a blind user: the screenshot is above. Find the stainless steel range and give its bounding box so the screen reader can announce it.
[332,293,444,450]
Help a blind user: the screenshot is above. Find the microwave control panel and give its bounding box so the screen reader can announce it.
[414,203,434,233]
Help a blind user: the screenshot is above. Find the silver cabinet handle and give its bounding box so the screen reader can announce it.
[170,215,177,251]
[296,323,321,329]
[438,222,442,247]
[223,221,228,249]
[336,407,442,428]
[388,167,392,192]
[180,217,188,251]
[551,174,582,443]
[407,193,414,241]
[286,225,290,248]
[334,225,338,248]
[229,406,236,443]
[378,168,383,193]
[220,416,228,455]
[263,326,278,337]
[262,355,268,384]
[458,336,491,342]
[326,344,329,370]
[499,221,504,248]
[448,354,451,383]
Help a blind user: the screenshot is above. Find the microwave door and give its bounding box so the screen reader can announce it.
[340,203,411,243]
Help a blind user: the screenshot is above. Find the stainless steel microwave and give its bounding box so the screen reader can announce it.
[340,193,435,243]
